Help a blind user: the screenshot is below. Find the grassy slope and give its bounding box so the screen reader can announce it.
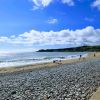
[37,45,100,52]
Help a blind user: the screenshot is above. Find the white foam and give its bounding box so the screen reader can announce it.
[0,52,88,68]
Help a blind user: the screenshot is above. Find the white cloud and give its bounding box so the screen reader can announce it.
[91,0,100,10]
[61,0,74,6]
[31,0,75,10]
[32,0,100,11]
[47,18,58,24]
[32,0,53,9]
[0,26,100,47]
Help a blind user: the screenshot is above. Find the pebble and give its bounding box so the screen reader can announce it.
[0,58,100,100]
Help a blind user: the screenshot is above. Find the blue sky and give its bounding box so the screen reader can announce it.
[0,0,100,52]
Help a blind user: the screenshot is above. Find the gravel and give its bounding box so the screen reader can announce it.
[0,58,100,100]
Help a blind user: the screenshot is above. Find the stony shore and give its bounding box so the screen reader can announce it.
[0,58,100,100]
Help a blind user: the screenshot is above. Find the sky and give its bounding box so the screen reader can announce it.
[0,0,100,52]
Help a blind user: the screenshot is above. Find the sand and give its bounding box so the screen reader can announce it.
[90,87,100,100]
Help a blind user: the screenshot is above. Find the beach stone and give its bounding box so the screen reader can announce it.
[44,95,51,100]
[0,58,100,100]
[11,91,16,95]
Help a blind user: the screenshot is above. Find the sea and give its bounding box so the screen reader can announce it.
[0,52,88,68]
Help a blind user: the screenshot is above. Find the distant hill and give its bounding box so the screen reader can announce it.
[37,45,100,52]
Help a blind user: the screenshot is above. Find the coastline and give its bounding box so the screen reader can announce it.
[0,52,100,74]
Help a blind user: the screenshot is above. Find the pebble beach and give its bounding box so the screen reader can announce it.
[0,55,100,100]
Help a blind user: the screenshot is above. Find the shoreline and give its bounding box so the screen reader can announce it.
[0,52,87,68]
[0,52,100,74]
[0,52,100,99]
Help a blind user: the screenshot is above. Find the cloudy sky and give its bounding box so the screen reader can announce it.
[0,0,100,52]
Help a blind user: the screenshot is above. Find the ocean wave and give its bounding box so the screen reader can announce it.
[0,52,88,67]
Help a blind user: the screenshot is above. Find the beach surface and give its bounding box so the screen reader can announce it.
[0,52,100,74]
[0,52,100,100]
